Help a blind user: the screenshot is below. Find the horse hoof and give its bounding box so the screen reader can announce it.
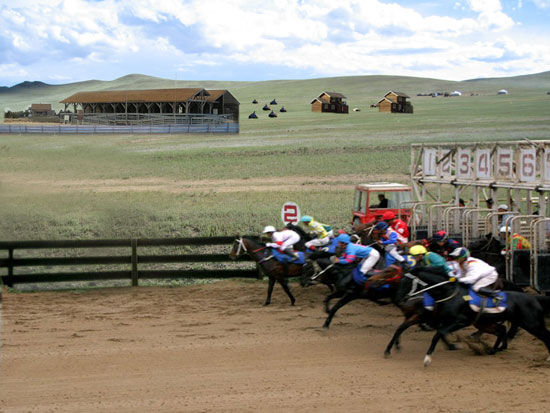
[322,325,329,331]
[447,344,458,351]
[384,351,391,359]
[263,302,270,306]
[546,355,550,362]
[423,355,432,367]
[290,301,296,306]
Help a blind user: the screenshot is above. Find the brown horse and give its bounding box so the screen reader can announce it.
[229,236,310,306]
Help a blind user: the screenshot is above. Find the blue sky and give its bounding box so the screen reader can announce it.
[0,0,549,86]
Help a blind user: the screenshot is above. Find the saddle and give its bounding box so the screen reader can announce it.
[268,249,306,265]
[464,288,507,313]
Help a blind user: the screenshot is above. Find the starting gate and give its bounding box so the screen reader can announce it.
[411,140,550,292]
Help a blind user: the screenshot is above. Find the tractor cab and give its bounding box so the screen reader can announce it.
[352,182,413,225]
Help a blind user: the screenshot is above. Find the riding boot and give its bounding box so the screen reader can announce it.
[477,287,502,303]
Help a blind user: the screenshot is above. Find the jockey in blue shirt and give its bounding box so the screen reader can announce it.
[374,221,406,267]
[332,233,381,277]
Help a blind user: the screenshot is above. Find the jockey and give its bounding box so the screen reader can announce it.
[263,225,301,260]
[427,230,461,259]
[382,211,409,242]
[374,221,405,266]
[449,247,500,300]
[332,233,380,278]
[409,244,455,311]
[300,215,333,249]
[499,227,531,255]
[408,245,453,276]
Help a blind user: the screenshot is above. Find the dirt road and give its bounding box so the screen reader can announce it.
[1,281,549,412]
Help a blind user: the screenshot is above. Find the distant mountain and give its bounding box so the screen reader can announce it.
[0,80,52,93]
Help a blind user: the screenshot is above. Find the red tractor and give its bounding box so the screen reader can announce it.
[352,183,413,225]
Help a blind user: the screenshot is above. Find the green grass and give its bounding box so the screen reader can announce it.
[1,72,550,241]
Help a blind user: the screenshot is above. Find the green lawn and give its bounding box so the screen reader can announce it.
[1,73,549,240]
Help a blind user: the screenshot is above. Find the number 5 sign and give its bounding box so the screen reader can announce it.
[519,148,537,182]
[281,202,301,225]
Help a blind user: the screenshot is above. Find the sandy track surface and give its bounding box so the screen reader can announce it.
[1,281,549,412]
[0,173,404,194]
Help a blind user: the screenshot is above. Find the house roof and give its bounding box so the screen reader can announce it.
[384,91,410,99]
[356,182,411,191]
[31,103,52,110]
[204,90,240,104]
[377,97,394,104]
[60,88,209,104]
[320,92,346,99]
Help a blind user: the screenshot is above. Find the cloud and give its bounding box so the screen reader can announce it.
[0,0,548,85]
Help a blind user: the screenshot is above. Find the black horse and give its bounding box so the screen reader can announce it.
[368,268,513,357]
[321,264,401,330]
[229,237,312,306]
[412,268,550,366]
[468,234,506,275]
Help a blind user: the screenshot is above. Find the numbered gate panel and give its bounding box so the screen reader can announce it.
[534,254,550,291]
[509,250,531,286]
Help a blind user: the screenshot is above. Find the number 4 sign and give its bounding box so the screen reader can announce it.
[475,149,491,180]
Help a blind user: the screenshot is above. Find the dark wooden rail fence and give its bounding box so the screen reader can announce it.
[0,236,260,287]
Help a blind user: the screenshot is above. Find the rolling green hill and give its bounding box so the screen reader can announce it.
[1,72,549,240]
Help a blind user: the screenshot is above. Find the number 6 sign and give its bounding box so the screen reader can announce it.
[519,148,536,182]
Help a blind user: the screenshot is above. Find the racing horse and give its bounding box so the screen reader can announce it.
[229,236,311,306]
[321,264,401,330]
[368,268,506,357]
[412,268,550,366]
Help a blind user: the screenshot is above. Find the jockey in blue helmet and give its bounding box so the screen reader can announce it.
[374,221,405,266]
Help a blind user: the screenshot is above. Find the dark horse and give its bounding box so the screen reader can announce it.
[229,236,311,306]
[412,268,550,366]
[368,269,510,357]
[468,234,506,275]
[321,264,402,330]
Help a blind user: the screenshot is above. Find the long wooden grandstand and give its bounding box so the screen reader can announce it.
[60,88,239,126]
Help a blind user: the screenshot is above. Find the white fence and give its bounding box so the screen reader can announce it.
[0,123,239,134]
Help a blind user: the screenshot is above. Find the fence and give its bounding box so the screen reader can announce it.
[0,236,259,287]
[0,122,239,135]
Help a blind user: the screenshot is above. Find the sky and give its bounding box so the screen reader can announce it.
[0,0,549,87]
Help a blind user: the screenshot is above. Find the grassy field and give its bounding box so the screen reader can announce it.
[1,72,550,240]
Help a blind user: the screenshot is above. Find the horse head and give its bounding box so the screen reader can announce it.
[229,237,247,260]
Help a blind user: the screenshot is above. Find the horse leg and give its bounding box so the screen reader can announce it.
[324,290,344,314]
[424,322,466,367]
[322,292,357,330]
[264,277,276,306]
[385,315,418,357]
[278,278,296,306]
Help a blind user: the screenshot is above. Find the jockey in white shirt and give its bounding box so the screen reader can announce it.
[449,247,500,300]
[263,226,301,259]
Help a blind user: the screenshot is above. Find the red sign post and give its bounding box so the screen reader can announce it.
[281,202,300,225]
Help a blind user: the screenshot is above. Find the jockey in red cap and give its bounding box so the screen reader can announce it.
[382,210,409,242]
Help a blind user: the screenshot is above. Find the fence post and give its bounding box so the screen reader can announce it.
[131,239,138,286]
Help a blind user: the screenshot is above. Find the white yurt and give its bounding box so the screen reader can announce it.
[497,89,509,95]
[449,90,462,96]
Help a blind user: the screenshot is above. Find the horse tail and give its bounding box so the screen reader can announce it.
[535,295,550,316]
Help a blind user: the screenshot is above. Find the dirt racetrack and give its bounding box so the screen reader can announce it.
[1,280,549,412]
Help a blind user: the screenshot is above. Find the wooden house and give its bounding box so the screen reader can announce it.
[30,103,55,117]
[377,91,413,113]
[311,92,349,113]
